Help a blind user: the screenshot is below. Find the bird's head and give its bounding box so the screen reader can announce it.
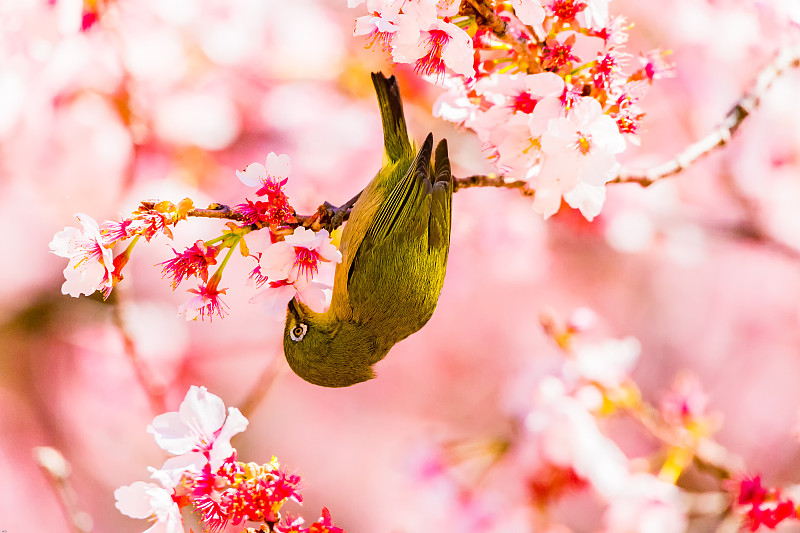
[283,298,379,387]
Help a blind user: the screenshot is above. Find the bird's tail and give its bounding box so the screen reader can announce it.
[371,72,413,163]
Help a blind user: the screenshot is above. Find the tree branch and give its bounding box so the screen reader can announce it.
[614,43,800,186]
[183,44,800,233]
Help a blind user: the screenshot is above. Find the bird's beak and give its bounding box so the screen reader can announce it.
[288,297,300,318]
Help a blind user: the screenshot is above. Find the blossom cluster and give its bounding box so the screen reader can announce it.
[49,199,194,300]
[49,153,342,321]
[351,0,673,221]
[115,386,345,533]
[411,308,799,532]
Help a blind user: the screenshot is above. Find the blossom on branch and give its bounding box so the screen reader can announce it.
[355,0,673,221]
[49,213,115,298]
[235,153,294,228]
[251,227,342,317]
[177,281,230,322]
[117,386,346,533]
[160,241,220,288]
[148,385,248,475]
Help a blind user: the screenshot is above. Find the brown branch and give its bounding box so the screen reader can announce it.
[454,174,534,195]
[180,44,800,236]
[463,0,509,37]
[188,204,247,221]
[614,43,800,187]
[238,356,286,419]
[461,0,540,68]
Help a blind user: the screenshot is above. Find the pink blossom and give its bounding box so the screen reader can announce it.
[147,386,249,479]
[114,481,183,533]
[236,152,291,190]
[392,20,475,79]
[160,241,220,289]
[533,96,626,220]
[177,282,230,322]
[260,227,342,284]
[49,213,114,298]
[354,14,399,49]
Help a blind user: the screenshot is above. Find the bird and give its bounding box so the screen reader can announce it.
[282,72,453,387]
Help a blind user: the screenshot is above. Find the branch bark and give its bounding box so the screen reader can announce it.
[184,44,800,233]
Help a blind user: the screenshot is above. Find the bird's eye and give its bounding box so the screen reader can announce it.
[290,323,308,342]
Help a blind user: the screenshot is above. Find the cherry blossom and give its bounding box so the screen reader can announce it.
[260,227,342,284]
[147,385,248,476]
[117,387,345,532]
[533,96,626,220]
[392,20,475,79]
[114,481,183,533]
[236,152,291,193]
[160,241,220,289]
[177,282,230,322]
[49,213,114,298]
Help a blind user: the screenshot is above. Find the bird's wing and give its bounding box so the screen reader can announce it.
[363,133,434,246]
[428,139,452,251]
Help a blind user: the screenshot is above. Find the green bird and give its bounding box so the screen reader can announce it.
[283,72,453,387]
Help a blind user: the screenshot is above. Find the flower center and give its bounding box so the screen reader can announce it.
[294,247,321,282]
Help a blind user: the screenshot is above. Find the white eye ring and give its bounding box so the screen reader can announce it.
[290,323,308,342]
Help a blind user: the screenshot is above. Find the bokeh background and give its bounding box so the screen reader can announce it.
[2,0,800,531]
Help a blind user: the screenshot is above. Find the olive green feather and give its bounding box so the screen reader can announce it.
[282,72,452,387]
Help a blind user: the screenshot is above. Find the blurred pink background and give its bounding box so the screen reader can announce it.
[3,0,800,531]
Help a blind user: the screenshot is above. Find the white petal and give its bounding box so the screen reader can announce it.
[441,24,475,77]
[531,186,563,219]
[148,412,195,455]
[236,162,266,187]
[564,182,607,221]
[149,452,206,488]
[208,406,249,469]
[528,97,564,137]
[178,385,227,440]
[61,260,107,297]
[296,281,330,313]
[264,152,290,180]
[251,284,296,318]
[115,481,159,519]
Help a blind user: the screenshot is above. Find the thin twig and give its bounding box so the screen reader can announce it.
[34,446,93,533]
[188,204,247,221]
[182,45,800,234]
[111,299,167,415]
[454,174,534,195]
[614,43,800,186]
[239,355,286,419]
